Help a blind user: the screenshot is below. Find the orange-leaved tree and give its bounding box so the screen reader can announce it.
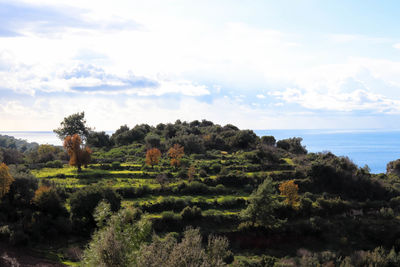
[168,144,184,168]
[63,134,92,172]
[0,162,14,198]
[279,179,299,209]
[146,148,162,168]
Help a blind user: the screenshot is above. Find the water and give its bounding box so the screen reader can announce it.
[0,131,62,146]
[255,129,400,174]
[1,129,400,174]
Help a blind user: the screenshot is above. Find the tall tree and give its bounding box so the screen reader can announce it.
[168,144,184,168]
[64,134,92,172]
[146,148,162,168]
[54,112,92,141]
[0,162,14,198]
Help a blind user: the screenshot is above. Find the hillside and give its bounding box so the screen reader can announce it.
[1,117,400,266]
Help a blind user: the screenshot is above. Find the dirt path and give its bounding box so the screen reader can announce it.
[0,243,66,267]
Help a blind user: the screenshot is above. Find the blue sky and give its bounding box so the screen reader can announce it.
[1,0,400,131]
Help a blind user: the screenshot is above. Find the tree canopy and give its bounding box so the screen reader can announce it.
[63,134,92,172]
[54,112,92,141]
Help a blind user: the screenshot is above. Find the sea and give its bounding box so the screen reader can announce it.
[1,129,400,174]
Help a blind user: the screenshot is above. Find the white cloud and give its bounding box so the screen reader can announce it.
[256,94,266,99]
[393,43,400,50]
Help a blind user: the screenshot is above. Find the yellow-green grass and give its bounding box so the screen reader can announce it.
[32,166,151,179]
[282,157,294,165]
[44,176,161,189]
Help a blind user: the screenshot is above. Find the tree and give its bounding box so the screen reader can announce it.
[240,178,282,228]
[279,180,299,209]
[146,148,162,168]
[37,144,59,163]
[32,185,66,217]
[87,131,112,148]
[54,112,91,141]
[0,163,14,198]
[168,144,184,168]
[63,134,92,172]
[261,136,276,146]
[187,165,196,181]
[276,137,307,155]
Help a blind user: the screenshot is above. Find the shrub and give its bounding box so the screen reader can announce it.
[32,186,67,217]
[111,161,121,170]
[182,181,210,195]
[161,211,182,221]
[138,227,233,267]
[82,208,152,267]
[44,160,63,168]
[69,186,121,232]
[210,163,222,174]
[180,206,202,221]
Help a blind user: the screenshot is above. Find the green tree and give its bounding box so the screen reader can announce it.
[54,111,92,141]
[240,178,282,228]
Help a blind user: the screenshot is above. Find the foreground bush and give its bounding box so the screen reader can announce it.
[82,206,151,267]
[69,186,121,232]
[138,228,233,267]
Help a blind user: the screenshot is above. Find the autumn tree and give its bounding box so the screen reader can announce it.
[279,180,299,209]
[64,134,92,172]
[146,148,162,168]
[168,144,184,168]
[0,162,14,198]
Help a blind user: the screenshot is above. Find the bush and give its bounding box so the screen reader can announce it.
[161,211,182,221]
[181,181,210,195]
[210,163,222,174]
[45,160,63,168]
[138,227,233,267]
[180,206,202,221]
[69,186,121,232]
[111,161,121,170]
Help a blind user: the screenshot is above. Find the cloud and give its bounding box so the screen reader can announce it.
[0,60,209,97]
[393,43,400,50]
[327,34,390,44]
[256,94,266,99]
[0,1,138,37]
[271,88,400,113]
[270,58,400,114]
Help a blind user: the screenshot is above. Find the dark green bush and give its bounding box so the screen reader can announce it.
[45,160,63,168]
[180,205,202,221]
[69,186,121,232]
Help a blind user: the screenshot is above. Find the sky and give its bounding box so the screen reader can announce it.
[1,0,400,131]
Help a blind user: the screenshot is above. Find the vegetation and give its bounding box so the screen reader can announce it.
[0,163,14,198]
[64,134,92,172]
[1,116,400,266]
